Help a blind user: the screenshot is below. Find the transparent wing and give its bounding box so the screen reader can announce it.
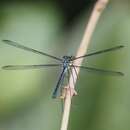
[73,45,124,60]
[2,40,62,61]
[2,64,61,70]
[73,65,124,76]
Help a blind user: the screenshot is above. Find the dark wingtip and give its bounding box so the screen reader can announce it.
[118,72,124,76]
[2,65,14,70]
[119,45,125,48]
[2,66,9,70]
[2,40,11,44]
[2,40,8,42]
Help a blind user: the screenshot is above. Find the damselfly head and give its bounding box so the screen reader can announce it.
[62,56,74,61]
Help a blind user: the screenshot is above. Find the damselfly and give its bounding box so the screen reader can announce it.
[2,40,124,98]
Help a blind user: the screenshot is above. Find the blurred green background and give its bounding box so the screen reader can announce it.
[0,0,129,130]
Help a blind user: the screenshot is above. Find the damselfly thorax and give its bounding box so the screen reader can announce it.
[62,56,74,68]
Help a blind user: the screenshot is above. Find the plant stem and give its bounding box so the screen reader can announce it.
[60,0,109,130]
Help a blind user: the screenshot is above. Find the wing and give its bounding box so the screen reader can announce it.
[73,45,124,60]
[2,40,62,61]
[73,65,124,76]
[2,64,61,70]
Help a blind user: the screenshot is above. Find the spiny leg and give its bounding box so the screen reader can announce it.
[67,67,78,97]
[69,66,75,86]
[71,64,78,80]
[70,66,78,96]
[67,68,72,98]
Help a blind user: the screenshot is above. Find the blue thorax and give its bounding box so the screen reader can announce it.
[62,56,73,68]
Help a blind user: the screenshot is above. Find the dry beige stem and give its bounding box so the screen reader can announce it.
[60,0,109,130]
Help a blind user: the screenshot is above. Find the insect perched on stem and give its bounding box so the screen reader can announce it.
[2,40,124,98]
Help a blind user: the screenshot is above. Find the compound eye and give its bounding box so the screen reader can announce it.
[70,56,75,60]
